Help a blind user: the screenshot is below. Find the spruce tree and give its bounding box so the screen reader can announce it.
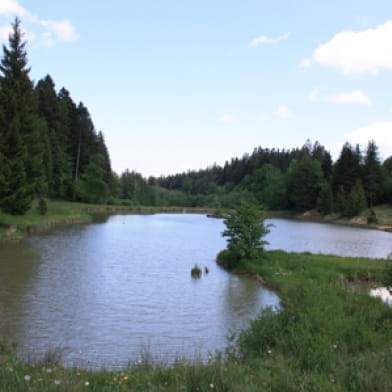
[316,181,333,215]
[0,18,44,213]
[287,156,323,211]
[333,142,362,194]
[1,125,32,214]
[363,140,383,207]
[36,75,72,197]
[345,181,367,217]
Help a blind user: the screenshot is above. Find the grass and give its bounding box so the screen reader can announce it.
[269,204,392,230]
[1,250,391,391]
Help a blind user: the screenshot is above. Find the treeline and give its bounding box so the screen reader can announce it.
[154,139,392,216]
[0,19,112,214]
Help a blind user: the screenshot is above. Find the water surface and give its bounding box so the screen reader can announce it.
[0,214,278,367]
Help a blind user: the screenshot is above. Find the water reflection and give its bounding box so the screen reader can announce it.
[0,242,42,338]
[0,214,276,367]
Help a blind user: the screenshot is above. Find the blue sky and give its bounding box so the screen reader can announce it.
[1,0,392,176]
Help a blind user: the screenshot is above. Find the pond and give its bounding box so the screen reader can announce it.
[0,214,390,368]
[0,214,278,368]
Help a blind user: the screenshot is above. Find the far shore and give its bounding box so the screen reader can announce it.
[268,206,392,233]
[1,200,391,243]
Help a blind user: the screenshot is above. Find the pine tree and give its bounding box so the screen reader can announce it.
[0,18,43,213]
[363,140,383,207]
[1,125,32,214]
[382,156,392,204]
[333,142,362,194]
[345,181,367,217]
[287,156,323,211]
[35,75,72,197]
[316,181,333,215]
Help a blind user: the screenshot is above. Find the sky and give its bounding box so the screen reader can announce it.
[1,0,392,177]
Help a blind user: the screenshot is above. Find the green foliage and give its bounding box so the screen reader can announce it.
[1,127,33,214]
[190,264,202,278]
[0,19,113,212]
[287,156,323,211]
[333,142,362,194]
[383,261,392,287]
[251,164,288,209]
[75,154,110,204]
[363,140,384,207]
[345,180,367,217]
[37,198,47,215]
[0,18,39,214]
[221,201,270,267]
[367,208,378,224]
[316,181,333,215]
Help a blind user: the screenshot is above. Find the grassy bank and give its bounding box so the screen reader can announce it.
[2,199,391,243]
[269,204,392,232]
[1,250,391,391]
[0,200,223,243]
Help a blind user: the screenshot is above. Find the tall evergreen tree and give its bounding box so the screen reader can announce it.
[345,180,367,217]
[316,181,333,215]
[382,156,392,204]
[35,75,72,197]
[287,156,323,211]
[363,140,383,207]
[0,18,44,213]
[1,125,31,214]
[333,142,362,194]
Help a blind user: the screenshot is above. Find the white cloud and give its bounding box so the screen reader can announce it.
[307,20,392,74]
[309,88,320,102]
[38,19,78,46]
[299,58,312,68]
[0,0,78,47]
[0,24,12,41]
[249,32,290,47]
[325,90,371,105]
[346,122,392,157]
[389,105,392,113]
[275,105,292,119]
[218,114,234,123]
[0,0,27,16]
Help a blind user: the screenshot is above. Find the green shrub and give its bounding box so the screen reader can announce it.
[37,198,47,215]
[191,264,202,278]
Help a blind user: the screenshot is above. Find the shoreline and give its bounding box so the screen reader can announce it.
[268,208,392,233]
[0,203,223,243]
[1,202,392,244]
